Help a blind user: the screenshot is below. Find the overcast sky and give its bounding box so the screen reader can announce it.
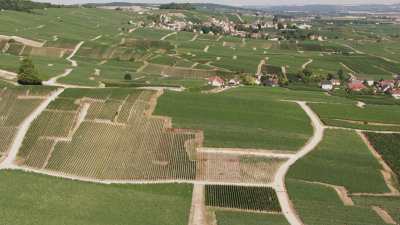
[35,0,400,6]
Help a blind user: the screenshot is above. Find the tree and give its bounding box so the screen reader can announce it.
[17,58,42,85]
[327,73,335,80]
[124,72,132,81]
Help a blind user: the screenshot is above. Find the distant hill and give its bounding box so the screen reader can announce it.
[245,4,400,13]
[0,0,53,12]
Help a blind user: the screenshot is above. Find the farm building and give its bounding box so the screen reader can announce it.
[330,79,341,86]
[321,80,333,91]
[347,80,366,91]
[208,76,225,87]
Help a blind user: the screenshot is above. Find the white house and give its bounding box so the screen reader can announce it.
[321,80,333,91]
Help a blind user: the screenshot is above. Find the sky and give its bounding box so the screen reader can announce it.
[35,0,400,6]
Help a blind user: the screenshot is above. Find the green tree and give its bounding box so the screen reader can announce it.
[17,58,42,85]
[337,69,345,81]
[124,72,132,81]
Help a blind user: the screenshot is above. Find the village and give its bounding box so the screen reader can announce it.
[207,69,400,99]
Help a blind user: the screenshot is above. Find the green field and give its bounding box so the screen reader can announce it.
[155,87,313,151]
[288,129,389,193]
[0,170,192,225]
[310,102,400,131]
[286,179,387,225]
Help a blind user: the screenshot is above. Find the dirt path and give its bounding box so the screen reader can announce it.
[190,34,198,42]
[137,61,149,72]
[90,35,102,41]
[160,32,177,41]
[342,43,365,54]
[198,147,294,159]
[43,68,73,85]
[273,101,325,225]
[0,35,44,47]
[67,41,84,67]
[340,62,357,80]
[326,126,400,134]
[302,59,313,69]
[372,206,397,224]
[0,89,64,168]
[188,184,206,225]
[204,45,210,53]
[0,69,17,80]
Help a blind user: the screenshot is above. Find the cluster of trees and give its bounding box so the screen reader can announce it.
[295,68,349,83]
[17,58,42,85]
[159,3,195,10]
[0,0,52,12]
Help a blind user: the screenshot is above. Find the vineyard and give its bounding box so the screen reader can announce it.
[0,86,53,157]
[205,185,281,212]
[365,133,400,181]
[19,88,201,180]
[197,152,285,184]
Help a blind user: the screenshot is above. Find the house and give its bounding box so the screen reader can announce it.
[379,80,395,92]
[228,79,240,86]
[262,75,279,87]
[391,89,400,99]
[330,79,341,86]
[347,80,366,91]
[208,76,225,87]
[365,79,375,86]
[321,80,333,91]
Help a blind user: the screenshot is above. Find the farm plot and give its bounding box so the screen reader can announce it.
[353,195,400,224]
[154,87,312,151]
[286,179,388,225]
[197,152,285,185]
[19,88,200,181]
[0,170,192,225]
[0,86,53,156]
[205,185,281,212]
[309,102,400,131]
[288,129,389,193]
[365,133,400,182]
[215,211,289,225]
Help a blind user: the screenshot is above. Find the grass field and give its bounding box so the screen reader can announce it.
[288,129,389,193]
[0,170,192,225]
[154,87,313,151]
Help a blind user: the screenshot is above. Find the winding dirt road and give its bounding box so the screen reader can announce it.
[273,101,325,225]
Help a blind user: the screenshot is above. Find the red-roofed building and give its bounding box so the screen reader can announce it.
[347,81,366,92]
[207,76,225,87]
